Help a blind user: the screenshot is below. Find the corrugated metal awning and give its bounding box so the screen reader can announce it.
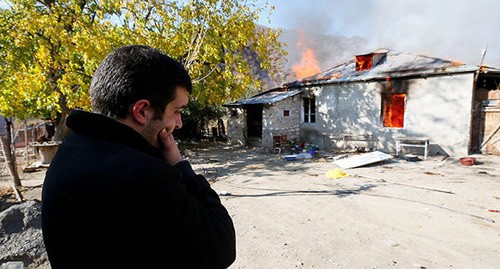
[223,89,302,107]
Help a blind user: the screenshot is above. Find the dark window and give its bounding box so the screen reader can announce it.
[283,110,290,117]
[303,97,316,123]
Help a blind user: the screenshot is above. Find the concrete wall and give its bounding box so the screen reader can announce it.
[300,73,475,156]
[227,73,475,157]
[300,83,381,150]
[226,96,301,149]
[226,107,246,146]
[261,95,301,149]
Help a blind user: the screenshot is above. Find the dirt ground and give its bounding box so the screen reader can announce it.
[1,143,499,269]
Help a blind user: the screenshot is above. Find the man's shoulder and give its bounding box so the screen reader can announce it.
[54,133,171,176]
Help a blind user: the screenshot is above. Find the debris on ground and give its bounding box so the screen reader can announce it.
[0,200,49,268]
[325,168,349,179]
[333,151,393,169]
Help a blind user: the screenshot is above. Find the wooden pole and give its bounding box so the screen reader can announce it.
[1,117,21,187]
[24,121,29,163]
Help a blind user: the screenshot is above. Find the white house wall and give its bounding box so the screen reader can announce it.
[298,83,381,150]
[300,73,475,156]
[401,74,475,156]
[261,95,301,149]
[226,108,246,146]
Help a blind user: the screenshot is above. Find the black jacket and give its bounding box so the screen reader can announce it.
[41,110,236,269]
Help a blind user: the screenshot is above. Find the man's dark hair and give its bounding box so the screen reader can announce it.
[90,45,192,120]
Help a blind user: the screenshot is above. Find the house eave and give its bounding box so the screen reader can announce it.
[223,89,302,107]
[286,69,486,88]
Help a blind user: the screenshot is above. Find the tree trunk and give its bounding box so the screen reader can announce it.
[51,73,72,143]
[218,118,226,136]
[52,109,72,142]
[1,117,21,187]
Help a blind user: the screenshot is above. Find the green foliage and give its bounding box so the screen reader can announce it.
[0,0,285,121]
[0,0,122,120]
[183,99,226,125]
[118,0,286,105]
[173,99,227,139]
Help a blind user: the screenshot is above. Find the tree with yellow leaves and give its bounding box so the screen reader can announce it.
[0,0,124,141]
[1,0,284,138]
[1,0,122,187]
[118,0,286,135]
[0,0,285,184]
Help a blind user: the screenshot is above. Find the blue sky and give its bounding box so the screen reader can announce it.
[255,0,500,67]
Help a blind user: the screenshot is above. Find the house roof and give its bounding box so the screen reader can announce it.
[223,88,301,107]
[285,50,500,88]
[224,49,500,106]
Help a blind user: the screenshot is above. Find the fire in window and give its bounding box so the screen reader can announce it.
[303,97,316,123]
[355,51,387,71]
[382,93,406,128]
[356,54,373,71]
[382,76,406,128]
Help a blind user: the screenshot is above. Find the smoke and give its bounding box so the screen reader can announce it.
[264,0,500,67]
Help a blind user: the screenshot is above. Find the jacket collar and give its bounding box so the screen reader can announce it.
[66,109,165,160]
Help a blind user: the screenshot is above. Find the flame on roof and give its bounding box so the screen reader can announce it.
[285,50,499,88]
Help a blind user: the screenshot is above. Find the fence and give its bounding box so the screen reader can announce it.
[0,121,48,166]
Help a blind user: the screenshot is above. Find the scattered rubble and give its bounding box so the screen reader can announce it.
[0,200,49,268]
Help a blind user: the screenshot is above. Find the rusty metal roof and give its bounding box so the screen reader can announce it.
[285,50,500,88]
[223,88,301,107]
[224,50,500,106]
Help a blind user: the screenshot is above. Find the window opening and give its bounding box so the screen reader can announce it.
[355,51,387,71]
[383,93,406,128]
[303,97,316,123]
[382,76,406,128]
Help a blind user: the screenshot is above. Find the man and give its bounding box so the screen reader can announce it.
[41,45,236,268]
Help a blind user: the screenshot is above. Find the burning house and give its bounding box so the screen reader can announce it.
[224,49,500,157]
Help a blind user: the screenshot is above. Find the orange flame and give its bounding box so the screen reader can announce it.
[292,49,321,80]
[384,93,406,128]
[356,54,373,71]
[383,76,405,127]
[292,30,321,80]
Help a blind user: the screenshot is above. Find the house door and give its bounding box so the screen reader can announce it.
[472,84,500,155]
[480,100,500,155]
[245,105,262,138]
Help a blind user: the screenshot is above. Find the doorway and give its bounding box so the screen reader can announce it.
[245,105,263,146]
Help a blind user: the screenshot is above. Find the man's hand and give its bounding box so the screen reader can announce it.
[158,129,183,165]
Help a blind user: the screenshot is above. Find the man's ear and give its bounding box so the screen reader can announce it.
[130,99,151,125]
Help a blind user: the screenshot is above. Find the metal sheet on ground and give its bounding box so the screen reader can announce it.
[333,151,393,169]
